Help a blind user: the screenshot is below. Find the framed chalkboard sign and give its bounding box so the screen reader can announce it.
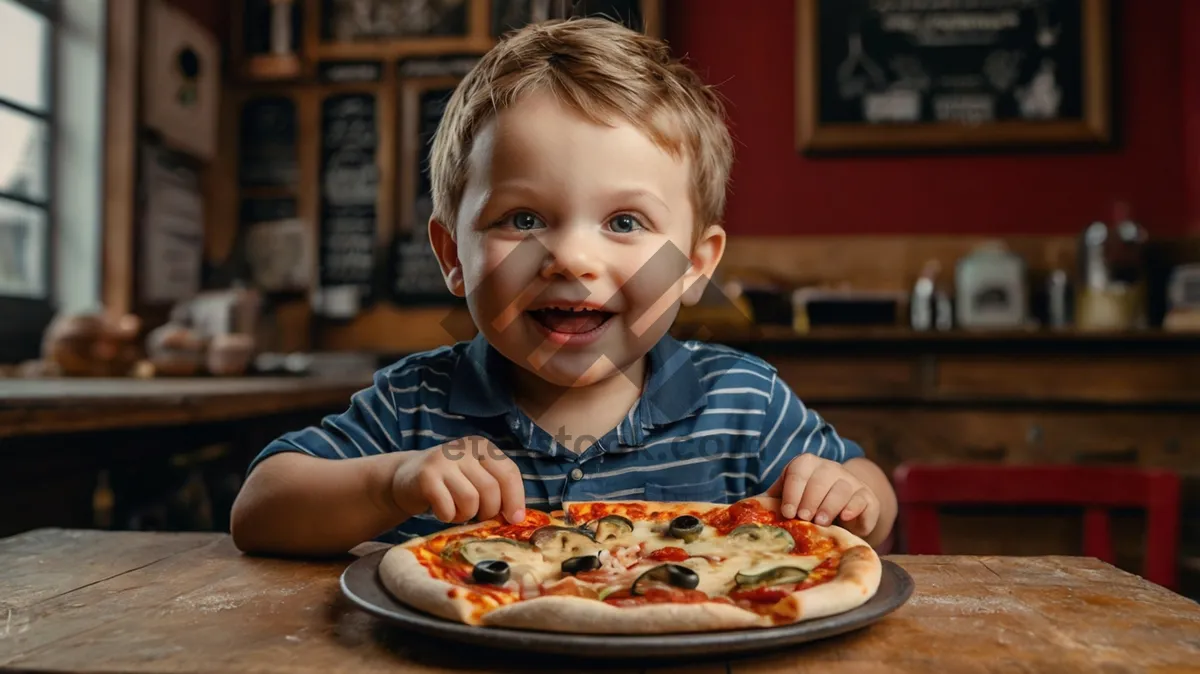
[392,77,464,305]
[318,92,379,291]
[491,0,662,38]
[238,96,299,187]
[313,0,493,59]
[795,0,1114,153]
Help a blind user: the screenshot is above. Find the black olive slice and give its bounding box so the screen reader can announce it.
[631,564,700,595]
[591,515,634,542]
[727,524,795,552]
[667,514,704,542]
[734,565,809,588]
[529,526,598,558]
[561,555,603,575]
[472,559,511,585]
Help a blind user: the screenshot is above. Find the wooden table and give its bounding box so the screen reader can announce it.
[2,530,1198,673]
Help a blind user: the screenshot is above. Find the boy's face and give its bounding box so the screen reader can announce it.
[430,91,725,389]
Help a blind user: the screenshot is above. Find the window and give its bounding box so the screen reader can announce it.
[0,0,104,362]
[0,0,54,300]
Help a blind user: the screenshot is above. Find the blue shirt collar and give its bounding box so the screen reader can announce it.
[446,332,707,436]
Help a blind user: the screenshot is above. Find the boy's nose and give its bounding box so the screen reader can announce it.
[540,229,602,280]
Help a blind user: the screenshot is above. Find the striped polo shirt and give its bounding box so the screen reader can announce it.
[249,332,865,542]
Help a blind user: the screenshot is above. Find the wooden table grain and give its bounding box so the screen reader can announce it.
[1,529,1198,673]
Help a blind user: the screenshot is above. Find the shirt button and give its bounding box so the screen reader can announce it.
[569,468,584,481]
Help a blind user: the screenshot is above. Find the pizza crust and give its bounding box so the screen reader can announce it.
[756,497,884,620]
[379,546,482,624]
[784,545,881,620]
[378,519,501,626]
[481,594,772,633]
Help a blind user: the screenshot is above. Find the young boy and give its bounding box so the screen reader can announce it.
[230,18,897,557]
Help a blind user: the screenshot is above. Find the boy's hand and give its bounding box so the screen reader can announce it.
[766,454,880,538]
[391,436,526,525]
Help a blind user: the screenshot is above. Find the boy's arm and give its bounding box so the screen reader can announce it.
[230,450,413,557]
[230,370,412,557]
[755,372,897,548]
[231,370,527,557]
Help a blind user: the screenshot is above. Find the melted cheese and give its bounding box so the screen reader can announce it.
[573,519,827,597]
[532,531,604,564]
[679,556,743,595]
[461,538,547,566]
[472,515,830,600]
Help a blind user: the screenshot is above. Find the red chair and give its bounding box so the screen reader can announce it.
[892,463,1181,590]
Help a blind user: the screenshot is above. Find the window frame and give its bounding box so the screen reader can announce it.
[1,0,105,363]
[0,0,57,302]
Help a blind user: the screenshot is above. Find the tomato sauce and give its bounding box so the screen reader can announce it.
[798,556,839,588]
[603,587,711,607]
[490,510,553,542]
[779,519,838,556]
[729,587,791,604]
[727,557,842,613]
[645,546,690,562]
[417,510,553,559]
[568,502,651,525]
[701,499,776,534]
[573,569,619,584]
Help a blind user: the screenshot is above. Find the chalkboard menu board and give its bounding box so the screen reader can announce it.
[319,93,379,291]
[323,0,469,41]
[796,0,1113,153]
[240,197,297,224]
[392,86,461,305]
[238,97,298,187]
[492,0,650,37]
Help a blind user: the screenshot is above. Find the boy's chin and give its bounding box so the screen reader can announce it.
[528,360,622,388]
[517,352,637,389]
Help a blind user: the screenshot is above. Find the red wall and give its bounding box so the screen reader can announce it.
[1184,0,1200,234]
[665,0,1189,237]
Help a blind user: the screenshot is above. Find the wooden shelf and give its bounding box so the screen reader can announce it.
[0,375,370,438]
[320,304,1200,357]
[695,324,1200,345]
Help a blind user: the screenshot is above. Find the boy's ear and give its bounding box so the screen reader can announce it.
[428,218,466,298]
[680,224,727,306]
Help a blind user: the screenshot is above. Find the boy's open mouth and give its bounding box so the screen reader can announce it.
[527,306,615,335]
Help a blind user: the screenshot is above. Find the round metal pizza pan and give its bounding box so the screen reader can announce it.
[340,549,914,661]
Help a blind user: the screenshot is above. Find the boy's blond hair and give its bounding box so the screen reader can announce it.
[429,17,733,240]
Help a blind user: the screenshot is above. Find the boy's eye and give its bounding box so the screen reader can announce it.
[510,212,544,231]
[608,214,643,233]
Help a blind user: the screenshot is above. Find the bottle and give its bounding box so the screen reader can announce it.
[93,470,114,530]
[1047,269,1072,329]
[910,260,940,331]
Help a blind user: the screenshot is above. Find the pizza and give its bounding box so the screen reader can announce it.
[377,496,882,634]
